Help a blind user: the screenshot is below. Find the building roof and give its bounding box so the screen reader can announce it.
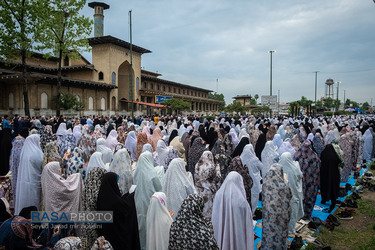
[233,95,252,99]
[36,75,117,90]
[88,35,152,54]
[141,75,213,93]
[141,69,162,77]
[0,60,94,73]
[88,2,110,9]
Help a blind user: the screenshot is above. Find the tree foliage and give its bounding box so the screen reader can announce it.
[362,102,370,111]
[34,0,92,116]
[162,98,191,113]
[208,92,225,111]
[0,0,40,117]
[225,101,246,114]
[251,105,271,115]
[53,93,85,110]
[324,97,335,108]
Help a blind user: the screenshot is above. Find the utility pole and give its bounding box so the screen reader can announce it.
[344,90,346,107]
[278,89,280,114]
[129,10,134,121]
[267,50,276,96]
[336,81,341,112]
[313,71,319,104]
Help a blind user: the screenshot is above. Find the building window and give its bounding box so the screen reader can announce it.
[64,56,69,66]
[99,72,104,80]
[183,89,185,94]
[187,90,189,95]
[101,97,105,110]
[150,83,154,90]
[163,86,166,91]
[41,92,48,109]
[143,82,147,89]
[89,97,93,110]
[168,87,171,92]
[112,72,116,85]
[157,84,160,91]
[136,77,139,90]
[8,93,14,108]
[173,88,176,93]
[178,89,181,94]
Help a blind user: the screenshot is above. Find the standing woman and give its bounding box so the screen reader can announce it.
[134,151,162,250]
[254,133,266,161]
[294,140,320,220]
[194,151,221,218]
[81,167,107,248]
[279,152,304,234]
[15,134,43,214]
[125,131,137,162]
[109,148,133,196]
[240,144,263,213]
[212,171,253,250]
[136,132,149,161]
[188,137,207,179]
[9,134,25,208]
[41,161,83,213]
[261,164,292,249]
[146,192,173,250]
[97,172,140,250]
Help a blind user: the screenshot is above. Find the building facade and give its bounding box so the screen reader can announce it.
[0,1,220,117]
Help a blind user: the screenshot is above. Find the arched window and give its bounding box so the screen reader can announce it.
[136,77,139,90]
[112,72,116,85]
[8,93,14,108]
[143,82,147,89]
[89,97,93,110]
[162,86,166,91]
[150,83,154,90]
[98,72,104,80]
[41,92,48,109]
[101,97,105,110]
[111,96,116,111]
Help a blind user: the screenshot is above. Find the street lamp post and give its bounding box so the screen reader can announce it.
[267,50,276,96]
[336,81,341,112]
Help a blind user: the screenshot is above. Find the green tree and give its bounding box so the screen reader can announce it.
[53,93,84,110]
[250,98,257,105]
[162,98,191,114]
[362,102,370,111]
[208,92,225,111]
[251,105,270,115]
[316,100,323,109]
[0,0,40,117]
[345,98,351,107]
[34,0,92,116]
[324,97,335,108]
[254,94,259,104]
[225,101,246,114]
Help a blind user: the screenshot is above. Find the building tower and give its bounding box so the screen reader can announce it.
[88,2,110,37]
[325,78,335,99]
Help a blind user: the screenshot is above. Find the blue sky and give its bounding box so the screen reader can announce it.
[81,0,375,105]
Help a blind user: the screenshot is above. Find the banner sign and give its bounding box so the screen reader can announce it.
[155,96,173,103]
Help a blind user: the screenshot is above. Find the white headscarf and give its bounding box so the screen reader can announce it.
[106,130,118,151]
[272,134,283,149]
[146,192,173,250]
[239,128,249,140]
[86,152,108,179]
[279,152,304,234]
[162,158,196,219]
[72,125,82,145]
[178,124,186,137]
[96,138,113,164]
[56,123,67,136]
[363,128,373,161]
[154,140,170,168]
[261,141,279,178]
[229,128,239,147]
[277,125,286,140]
[41,161,83,213]
[125,131,137,161]
[15,134,43,214]
[212,171,254,250]
[109,149,133,195]
[240,144,263,213]
[142,143,153,154]
[134,151,163,250]
[278,139,296,157]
